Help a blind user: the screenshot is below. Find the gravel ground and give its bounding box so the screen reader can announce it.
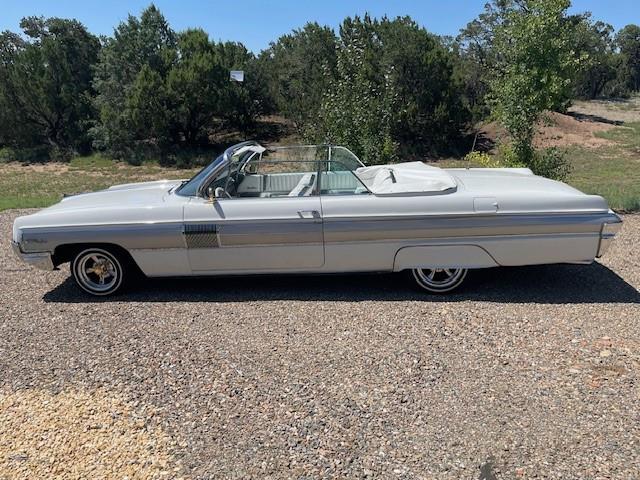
[1,209,639,479]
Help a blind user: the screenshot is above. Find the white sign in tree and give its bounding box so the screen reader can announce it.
[230,70,244,82]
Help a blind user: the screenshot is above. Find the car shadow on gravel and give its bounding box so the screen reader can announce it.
[43,262,639,304]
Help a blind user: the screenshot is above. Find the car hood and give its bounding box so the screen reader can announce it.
[12,179,186,243]
[42,179,184,212]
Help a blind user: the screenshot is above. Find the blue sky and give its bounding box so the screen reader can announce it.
[1,0,638,52]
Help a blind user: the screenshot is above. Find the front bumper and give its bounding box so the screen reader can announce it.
[11,241,55,271]
[596,213,623,258]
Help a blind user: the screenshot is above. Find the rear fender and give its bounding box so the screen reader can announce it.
[393,245,498,271]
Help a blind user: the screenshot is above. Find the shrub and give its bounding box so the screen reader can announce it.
[49,146,74,163]
[466,144,571,180]
[492,143,529,168]
[529,147,572,181]
[463,151,501,167]
[463,144,572,182]
[12,146,53,163]
[0,147,15,163]
[463,148,526,168]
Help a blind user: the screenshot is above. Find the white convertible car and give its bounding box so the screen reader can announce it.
[12,141,622,296]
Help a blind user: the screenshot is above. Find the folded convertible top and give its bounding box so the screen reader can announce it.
[355,161,457,195]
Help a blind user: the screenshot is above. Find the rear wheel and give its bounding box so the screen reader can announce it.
[411,268,468,294]
[71,247,126,296]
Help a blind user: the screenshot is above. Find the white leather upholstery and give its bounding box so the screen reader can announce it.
[264,173,304,193]
[238,171,362,197]
[320,171,360,192]
[288,173,316,196]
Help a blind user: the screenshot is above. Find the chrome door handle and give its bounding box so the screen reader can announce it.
[298,210,321,219]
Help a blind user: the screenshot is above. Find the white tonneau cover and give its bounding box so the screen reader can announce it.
[355,161,456,195]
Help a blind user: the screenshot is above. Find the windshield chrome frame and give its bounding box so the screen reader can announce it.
[195,140,262,198]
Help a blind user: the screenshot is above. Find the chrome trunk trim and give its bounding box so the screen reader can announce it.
[597,214,623,257]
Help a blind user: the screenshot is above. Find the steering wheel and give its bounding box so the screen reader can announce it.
[225,176,239,197]
[214,187,232,199]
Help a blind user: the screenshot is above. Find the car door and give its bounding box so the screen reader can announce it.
[317,161,388,273]
[183,157,324,273]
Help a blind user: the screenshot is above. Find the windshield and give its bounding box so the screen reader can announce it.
[328,146,364,172]
[175,143,364,198]
[175,154,225,197]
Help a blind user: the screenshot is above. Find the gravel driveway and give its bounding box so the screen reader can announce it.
[1,209,639,479]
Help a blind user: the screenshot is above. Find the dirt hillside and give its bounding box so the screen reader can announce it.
[479,110,618,150]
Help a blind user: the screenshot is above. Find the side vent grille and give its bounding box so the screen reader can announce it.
[184,224,219,249]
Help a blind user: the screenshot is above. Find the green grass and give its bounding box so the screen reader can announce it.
[0,154,198,211]
[594,121,640,151]
[566,122,640,211]
[69,153,119,169]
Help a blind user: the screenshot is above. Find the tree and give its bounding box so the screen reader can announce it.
[126,64,171,148]
[0,17,100,158]
[165,29,226,145]
[215,41,268,131]
[456,1,504,121]
[569,15,617,99]
[616,24,640,92]
[318,15,470,164]
[376,17,468,154]
[260,23,337,134]
[457,3,617,113]
[91,5,177,158]
[319,16,397,164]
[93,5,264,161]
[488,0,583,163]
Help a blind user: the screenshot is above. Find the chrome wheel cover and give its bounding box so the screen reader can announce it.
[73,249,122,295]
[412,268,467,293]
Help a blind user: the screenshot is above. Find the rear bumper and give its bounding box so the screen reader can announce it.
[596,213,623,258]
[11,241,55,271]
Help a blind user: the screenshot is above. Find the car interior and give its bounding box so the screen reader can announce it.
[211,152,369,198]
[234,170,368,197]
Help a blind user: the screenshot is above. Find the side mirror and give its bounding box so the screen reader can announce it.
[206,186,217,203]
[214,187,226,199]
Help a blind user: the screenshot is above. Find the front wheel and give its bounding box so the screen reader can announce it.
[71,247,126,296]
[411,268,468,294]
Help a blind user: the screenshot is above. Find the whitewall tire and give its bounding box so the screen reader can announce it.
[71,248,125,296]
[411,268,468,294]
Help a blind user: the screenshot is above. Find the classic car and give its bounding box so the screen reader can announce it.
[12,141,622,296]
